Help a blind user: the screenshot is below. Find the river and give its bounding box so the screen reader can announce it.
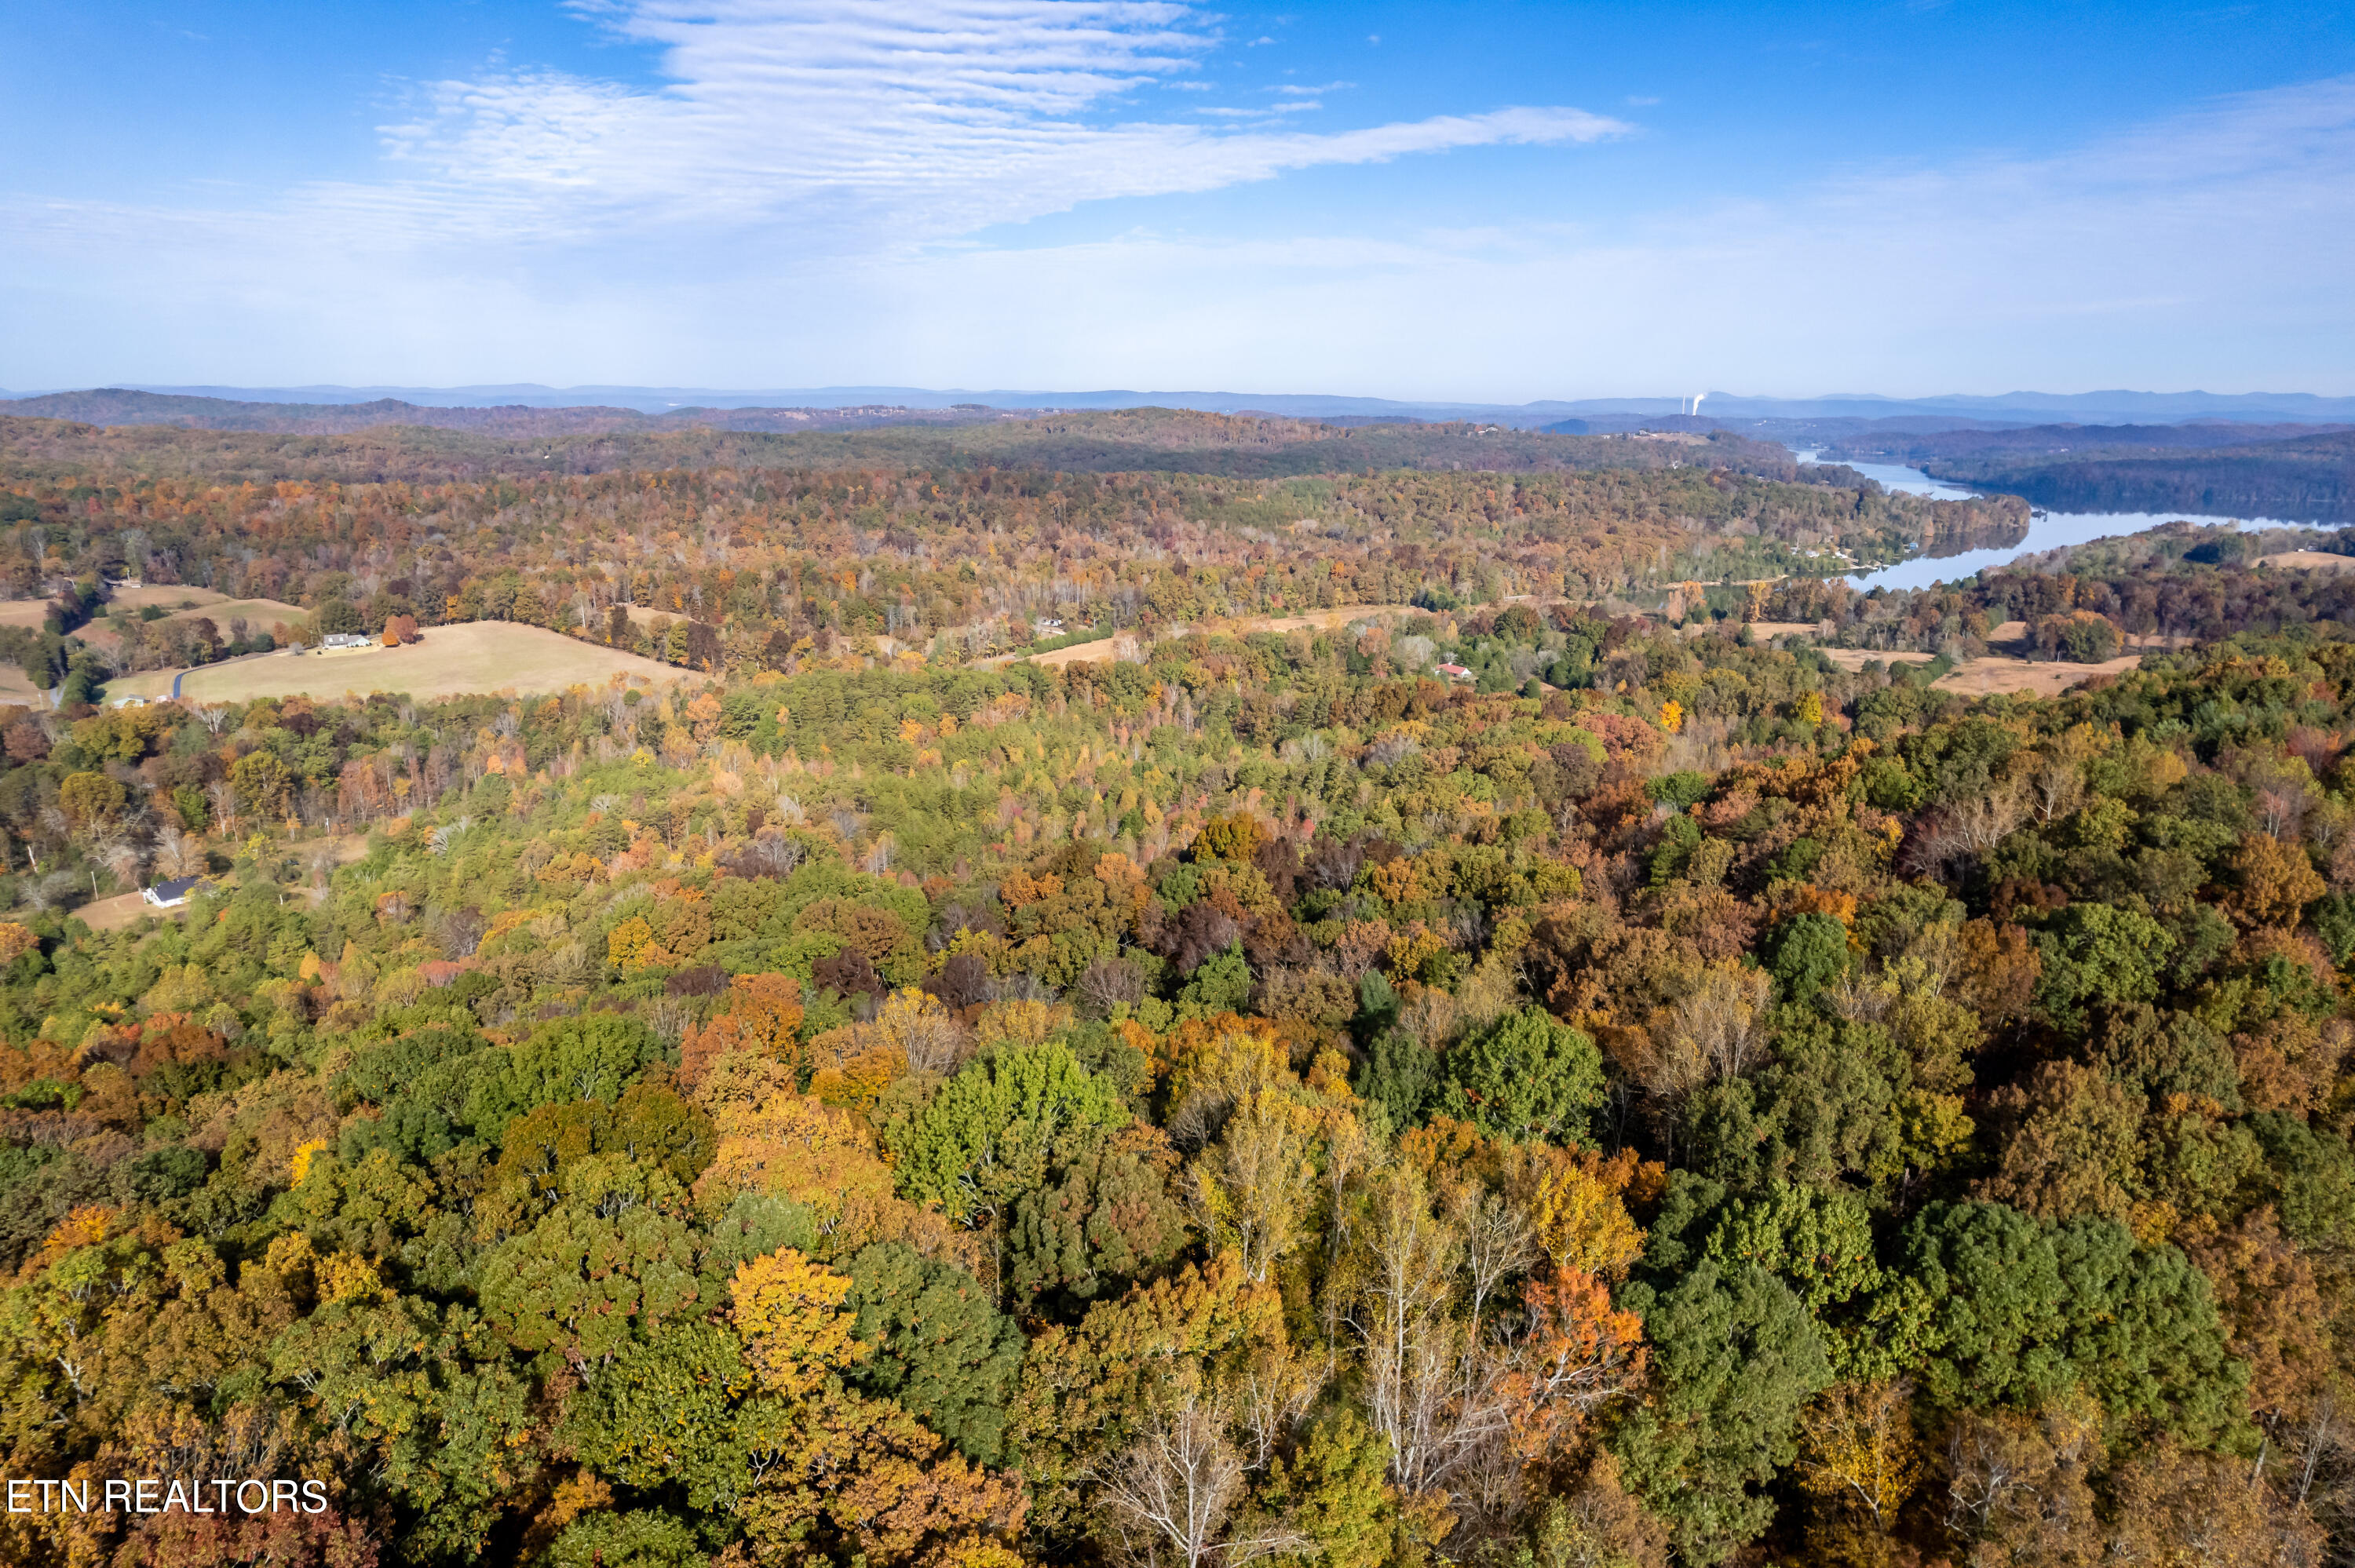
[1791,449,2325,593]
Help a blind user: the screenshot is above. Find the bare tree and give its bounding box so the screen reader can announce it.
[152,829,202,880]
[1907,779,2029,876]
[2027,756,2084,824]
[194,705,231,736]
[1672,961,1775,1082]
[1353,1170,1502,1498]
[24,871,82,911]
[99,838,145,892]
[1234,1344,1324,1471]
[206,780,237,836]
[1097,1396,1307,1568]
[1447,1181,1539,1326]
[871,987,970,1076]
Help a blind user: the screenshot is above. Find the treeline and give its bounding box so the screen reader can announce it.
[1923,430,2355,524]
[1747,521,2355,661]
[0,424,2023,685]
[0,409,1809,486]
[3,573,2355,1565]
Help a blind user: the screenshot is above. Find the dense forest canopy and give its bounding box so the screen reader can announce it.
[1917,431,2355,526]
[0,415,2025,695]
[4,415,2355,1568]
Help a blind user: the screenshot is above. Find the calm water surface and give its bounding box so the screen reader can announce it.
[1791,448,2322,593]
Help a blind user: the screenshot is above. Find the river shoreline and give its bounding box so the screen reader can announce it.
[1795,447,2329,592]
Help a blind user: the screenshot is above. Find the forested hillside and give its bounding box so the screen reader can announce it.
[3,421,2355,1568]
[1919,430,2355,525]
[0,416,2020,691]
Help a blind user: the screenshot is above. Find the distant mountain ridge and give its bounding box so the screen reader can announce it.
[0,388,1017,436]
[7,382,2354,426]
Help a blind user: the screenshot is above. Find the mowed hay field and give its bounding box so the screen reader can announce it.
[104,622,694,703]
[163,597,309,630]
[1802,620,2159,698]
[0,665,45,706]
[106,585,228,611]
[1015,603,1424,669]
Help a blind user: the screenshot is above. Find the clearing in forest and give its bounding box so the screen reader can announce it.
[100,621,694,704]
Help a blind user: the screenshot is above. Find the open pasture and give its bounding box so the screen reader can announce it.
[102,621,692,703]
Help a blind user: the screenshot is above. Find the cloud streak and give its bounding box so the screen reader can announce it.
[300,1,1619,251]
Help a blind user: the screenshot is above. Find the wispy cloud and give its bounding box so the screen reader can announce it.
[62,0,1614,259]
[855,74,2354,398]
[7,9,2346,398]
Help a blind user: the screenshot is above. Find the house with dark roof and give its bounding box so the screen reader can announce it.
[142,876,201,909]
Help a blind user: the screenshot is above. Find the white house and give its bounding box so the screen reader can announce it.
[142,876,200,909]
[319,633,375,651]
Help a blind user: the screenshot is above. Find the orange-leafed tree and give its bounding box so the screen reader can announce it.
[679,972,804,1087]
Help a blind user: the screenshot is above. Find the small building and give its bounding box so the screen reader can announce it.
[1034,618,1065,638]
[109,695,148,708]
[1434,662,1473,682]
[142,876,201,910]
[319,633,374,651]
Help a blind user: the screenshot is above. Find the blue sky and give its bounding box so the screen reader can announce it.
[4,1,2353,399]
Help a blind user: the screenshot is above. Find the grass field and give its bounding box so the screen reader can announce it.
[994,603,1426,669]
[159,596,309,630]
[2258,551,2355,573]
[0,665,45,707]
[106,585,229,611]
[102,621,693,704]
[1798,621,2164,698]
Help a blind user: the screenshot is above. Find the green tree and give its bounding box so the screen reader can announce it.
[1353,1027,1439,1134]
[479,1187,707,1374]
[472,1014,664,1133]
[563,1320,752,1511]
[1437,1006,1605,1143]
[1762,913,1849,1005]
[2033,903,2174,1030]
[1900,1201,2247,1441]
[1177,942,1253,1021]
[1258,1409,1393,1568]
[544,1511,710,1568]
[1612,1259,1833,1566]
[887,1042,1129,1227]
[844,1242,1024,1464]
[1006,1131,1188,1310]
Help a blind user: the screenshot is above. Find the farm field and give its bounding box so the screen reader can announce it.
[2258,550,2355,572]
[75,596,309,660]
[155,596,308,629]
[104,585,229,610]
[999,602,1425,669]
[101,620,692,703]
[0,664,45,706]
[1800,619,2170,698]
